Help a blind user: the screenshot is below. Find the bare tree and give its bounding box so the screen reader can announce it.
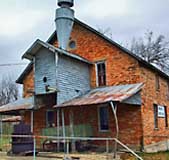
[0,75,19,106]
[130,31,169,74]
[97,27,114,40]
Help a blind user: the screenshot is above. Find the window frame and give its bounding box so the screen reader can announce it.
[95,61,106,87]
[164,106,168,128]
[155,74,160,91]
[167,81,169,100]
[46,110,55,127]
[154,104,158,129]
[98,105,109,132]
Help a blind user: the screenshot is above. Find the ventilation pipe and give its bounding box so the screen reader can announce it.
[55,0,74,50]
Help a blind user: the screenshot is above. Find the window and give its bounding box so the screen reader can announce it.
[96,62,106,86]
[46,110,55,127]
[155,74,160,91]
[164,106,168,128]
[68,40,76,49]
[154,104,158,129]
[167,82,169,100]
[99,106,109,131]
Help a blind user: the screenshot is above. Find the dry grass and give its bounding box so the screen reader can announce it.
[0,152,115,160]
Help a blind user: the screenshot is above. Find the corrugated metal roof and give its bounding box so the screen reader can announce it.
[2,116,22,122]
[55,83,143,108]
[0,97,34,114]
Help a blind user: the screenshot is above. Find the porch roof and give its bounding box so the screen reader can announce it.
[0,97,34,115]
[2,116,22,122]
[54,83,143,108]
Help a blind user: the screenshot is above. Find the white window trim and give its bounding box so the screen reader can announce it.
[95,61,106,87]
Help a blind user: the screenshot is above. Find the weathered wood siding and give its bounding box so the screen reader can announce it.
[57,54,90,104]
[35,48,56,95]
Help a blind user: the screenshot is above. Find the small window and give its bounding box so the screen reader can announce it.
[99,106,109,131]
[164,106,168,128]
[155,74,160,91]
[154,104,158,129]
[167,82,169,100]
[96,62,106,86]
[46,110,55,127]
[68,40,76,49]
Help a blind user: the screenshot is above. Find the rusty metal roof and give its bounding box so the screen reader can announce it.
[0,97,34,114]
[55,83,143,108]
[2,116,22,122]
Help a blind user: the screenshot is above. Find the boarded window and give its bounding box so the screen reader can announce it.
[155,74,160,91]
[99,106,109,131]
[46,110,55,127]
[154,104,158,129]
[96,62,106,86]
[164,106,168,128]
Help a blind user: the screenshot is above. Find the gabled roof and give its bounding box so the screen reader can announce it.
[54,83,143,108]
[22,39,92,64]
[48,19,169,80]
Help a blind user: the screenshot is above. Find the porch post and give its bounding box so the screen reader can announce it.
[31,110,34,133]
[61,109,66,152]
[57,108,60,152]
[0,115,2,150]
[69,110,76,152]
[110,101,119,158]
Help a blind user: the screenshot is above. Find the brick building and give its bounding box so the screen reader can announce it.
[1,19,169,152]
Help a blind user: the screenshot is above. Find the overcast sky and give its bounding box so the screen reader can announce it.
[0,0,169,81]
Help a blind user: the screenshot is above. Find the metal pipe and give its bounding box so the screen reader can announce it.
[0,116,2,150]
[57,108,60,152]
[110,102,119,159]
[31,111,34,132]
[33,136,36,160]
[61,109,66,153]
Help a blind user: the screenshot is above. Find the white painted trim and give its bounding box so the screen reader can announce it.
[95,63,99,87]
[95,61,107,87]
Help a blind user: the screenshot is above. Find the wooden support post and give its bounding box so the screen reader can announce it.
[33,136,36,160]
[57,108,60,152]
[69,110,76,152]
[31,110,34,133]
[110,102,119,159]
[106,139,109,153]
[61,109,66,153]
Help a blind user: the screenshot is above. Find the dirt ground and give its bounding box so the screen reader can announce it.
[0,152,114,160]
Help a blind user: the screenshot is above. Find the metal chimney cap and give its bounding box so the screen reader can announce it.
[58,0,74,7]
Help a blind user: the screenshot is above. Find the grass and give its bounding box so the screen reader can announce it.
[120,151,169,160]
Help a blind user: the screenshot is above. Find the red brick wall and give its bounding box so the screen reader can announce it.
[23,69,34,98]
[140,65,169,145]
[53,23,141,88]
[60,103,142,149]
[21,22,169,149]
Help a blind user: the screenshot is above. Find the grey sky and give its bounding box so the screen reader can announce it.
[0,0,169,80]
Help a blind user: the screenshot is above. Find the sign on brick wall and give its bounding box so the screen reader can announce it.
[158,105,165,118]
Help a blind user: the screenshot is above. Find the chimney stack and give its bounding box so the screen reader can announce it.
[55,0,74,50]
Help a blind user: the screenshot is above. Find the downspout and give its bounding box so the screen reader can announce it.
[110,101,119,158]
